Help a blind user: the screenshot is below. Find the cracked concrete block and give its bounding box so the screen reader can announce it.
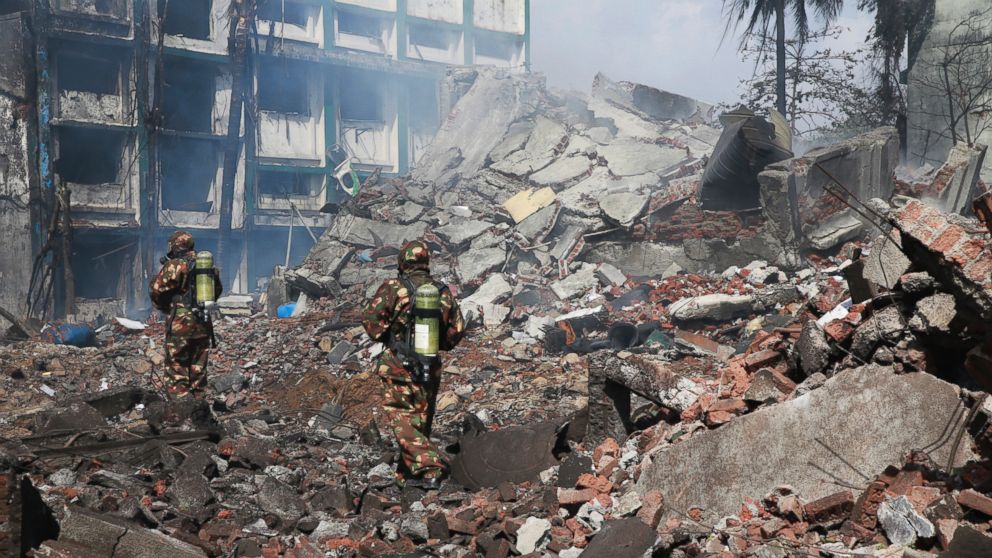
[637,365,975,523]
[864,232,912,290]
[596,263,627,287]
[668,294,754,322]
[413,70,540,186]
[457,247,506,283]
[582,242,687,278]
[325,214,427,248]
[851,305,905,359]
[529,155,593,186]
[491,117,568,177]
[516,203,559,242]
[599,192,649,227]
[58,507,207,557]
[256,476,305,526]
[909,293,957,334]
[435,219,494,245]
[806,213,865,251]
[878,495,934,546]
[551,264,599,300]
[515,517,551,554]
[599,139,685,177]
[796,320,831,376]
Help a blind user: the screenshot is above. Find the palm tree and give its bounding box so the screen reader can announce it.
[722,0,844,115]
[857,0,934,131]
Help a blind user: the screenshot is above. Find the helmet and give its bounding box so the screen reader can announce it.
[168,231,195,256]
[399,240,430,273]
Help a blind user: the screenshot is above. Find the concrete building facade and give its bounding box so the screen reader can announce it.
[907,0,992,182]
[0,0,529,324]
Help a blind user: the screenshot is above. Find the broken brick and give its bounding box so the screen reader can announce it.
[957,489,992,517]
[804,491,854,525]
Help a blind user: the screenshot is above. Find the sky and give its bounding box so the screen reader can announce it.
[530,0,874,106]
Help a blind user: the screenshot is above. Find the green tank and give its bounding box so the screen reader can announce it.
[194,251,216,305]
[413,283,440,357]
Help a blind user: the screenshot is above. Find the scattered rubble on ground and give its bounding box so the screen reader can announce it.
[4,67,992,557]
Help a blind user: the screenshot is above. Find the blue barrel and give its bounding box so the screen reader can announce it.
[277,303,297,318]
[42,323,96,347]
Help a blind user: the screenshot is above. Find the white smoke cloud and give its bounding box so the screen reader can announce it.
[531,0,873,105]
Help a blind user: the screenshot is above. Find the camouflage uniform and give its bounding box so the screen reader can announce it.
[362,240,465,482]
[149,231,223,398]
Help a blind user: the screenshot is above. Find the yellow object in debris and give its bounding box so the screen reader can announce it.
[745,316,765,334]
[503,187,556,223]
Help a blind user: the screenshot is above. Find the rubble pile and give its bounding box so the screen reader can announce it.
[3,67,992,558]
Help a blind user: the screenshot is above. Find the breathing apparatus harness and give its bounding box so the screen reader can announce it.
[389,274,447,385]
[159,251,218,348]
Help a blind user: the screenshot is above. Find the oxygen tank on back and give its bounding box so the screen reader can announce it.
[194,251,216,306]
[413,283,441,358]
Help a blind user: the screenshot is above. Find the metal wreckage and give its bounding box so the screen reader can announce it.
[4,68,992,557]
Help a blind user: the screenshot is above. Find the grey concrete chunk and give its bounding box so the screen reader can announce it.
[900,271,936,295]
[435,219,494,245]
[909,292,957,334]
[58,507,207,558]
[668,294,754,322]
[864,232,912,290]
[796,320,831,377]
[462,274,513,323]
[806,213,865,251]
[636,365,975,523]
[515,517,551,554]
[878,495,935,546]
[457,247,506,283]
[516,203,559,243]
[596,263,627,287]
[599,139,685,176]
[599,191,649,227]
[256,476,305,525]
[325,214,427,248]
[551,264,599,300]
[491,117,567,177]
[851,305,905,359]
[583,242,686,278]
[529,155,593,186]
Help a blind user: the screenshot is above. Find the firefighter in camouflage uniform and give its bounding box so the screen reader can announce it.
[149,231,223,398]
[363,240,465,489]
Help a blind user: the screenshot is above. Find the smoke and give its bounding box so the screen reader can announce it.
[531,0,872,107]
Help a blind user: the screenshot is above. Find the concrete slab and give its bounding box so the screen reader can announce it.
[864,232,912,290]
[599,139,685,177]
[636,365,975,523]
[490,117,568,177]
[668,294,755,322]
[435,220,494,245]
[529,155,593,186]
[325,214,427,248]
[599,192,649,227]
[457,247,506,283]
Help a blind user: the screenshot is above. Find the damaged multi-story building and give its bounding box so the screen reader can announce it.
[908,0,992,184]
[0,0,529,324]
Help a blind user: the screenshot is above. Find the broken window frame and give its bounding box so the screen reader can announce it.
[256,169,321,199]
[55,48,124,97]
[407,21,462,64]
[158,135,221,213]
[338,73,386,125]
[474,31,523,66]
[158,0,213,41]
[257,0,312,28]
[54,125,127,187]
[55,0,132,23]
[160,56,219,133]
[257,59,313,117]
[333,6,393,54]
